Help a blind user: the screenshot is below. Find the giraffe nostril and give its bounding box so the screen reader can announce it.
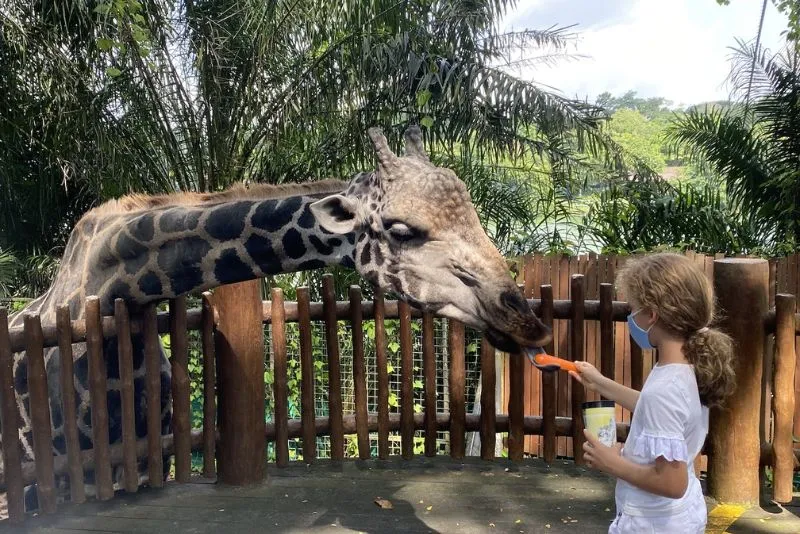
[500,290,530,315]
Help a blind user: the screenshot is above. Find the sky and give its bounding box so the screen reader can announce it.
[502,0,791,108]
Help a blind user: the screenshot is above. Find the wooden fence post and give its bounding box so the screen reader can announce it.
[214,279,266,485]
[773,293,796,503]
[709,258,768,505]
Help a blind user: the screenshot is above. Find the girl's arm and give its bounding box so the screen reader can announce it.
[582,431,688,499]
[607,454,688,499]
[570,362,640,412]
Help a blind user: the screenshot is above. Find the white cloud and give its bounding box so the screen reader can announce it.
[502,0,790,107]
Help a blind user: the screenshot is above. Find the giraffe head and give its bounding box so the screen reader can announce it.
[311,126,552,353]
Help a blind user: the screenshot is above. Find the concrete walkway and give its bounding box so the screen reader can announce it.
[3,457,799,533]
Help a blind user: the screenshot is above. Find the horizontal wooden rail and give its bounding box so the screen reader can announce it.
[13,297,800,355]
[0,429,211,492]
[3,413,795,493]
[6,297,637,353]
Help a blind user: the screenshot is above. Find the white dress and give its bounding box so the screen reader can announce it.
[609,363,709,533]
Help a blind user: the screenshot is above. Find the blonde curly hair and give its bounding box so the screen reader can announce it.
[616,253,736,409]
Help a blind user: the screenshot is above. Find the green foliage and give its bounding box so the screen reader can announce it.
[0,0,639,275]
[666,39,800,250]
[581,178,780,256]
[606,109,666,173]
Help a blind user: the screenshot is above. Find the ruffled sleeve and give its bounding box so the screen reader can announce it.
[629,377,691,463]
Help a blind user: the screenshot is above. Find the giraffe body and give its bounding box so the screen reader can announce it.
[3,127,551,511]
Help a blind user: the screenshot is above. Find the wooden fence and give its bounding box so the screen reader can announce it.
[0,257,798,524]
[503,251,800,459]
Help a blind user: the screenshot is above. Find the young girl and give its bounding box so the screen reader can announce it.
[570,253,736,533]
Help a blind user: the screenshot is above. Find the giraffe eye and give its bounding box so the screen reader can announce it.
[385,221,425,242]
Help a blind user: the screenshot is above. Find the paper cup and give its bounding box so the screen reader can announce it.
[582,400,616,447]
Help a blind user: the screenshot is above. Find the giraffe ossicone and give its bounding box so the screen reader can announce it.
[3,125,551,512]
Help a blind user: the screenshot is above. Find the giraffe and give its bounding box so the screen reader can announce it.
[3,125,552,512]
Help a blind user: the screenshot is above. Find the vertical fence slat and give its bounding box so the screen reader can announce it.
[200,292,216,477]
[298,287,316,463]
[773,293,796,503]
[322,275,344,461]
[25,314,56,514]
[508,348,525,462]
[523,255,541,455]
[540,285,556,463]
[143,302,163,488]
[448,319,466,460]
[272,288,289,467]
[599,284,615,399]
[0,308,24,523]
[349,286,369,460]
[508,283,526,462]
[480,336,496,460]
[630,340,643,391]
[113,299,138,493]
[86,297,114,499]
[557,255,569,456]
[423,312,437,457]
[169,296,191,483]
[570,275,586,464]
[56,306,85,503]
[374,289,389,460]
[399,300,415,459]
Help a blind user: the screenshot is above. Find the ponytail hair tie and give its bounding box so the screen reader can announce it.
[697,326,710,334]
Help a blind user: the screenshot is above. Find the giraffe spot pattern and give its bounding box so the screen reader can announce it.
[309,235,333,255]
[297,203,316,229]
[116,233,149,275]
[341,255,356,269]
[52,433,66,455]
[360,243,371,265]
[245,234,282,274]
[159,207,201,233]
[215,248,256,284]
[157,236,210,295]
[139,271,163,296]
[282,228,306,259]
[252,197,301,233]
[107,280,133,304]
[373,246,385,266]
[15,359,28,395]
[328,238,342,247]
[131,213,155,242]
[298,259,326,270]
[205,201,252,241]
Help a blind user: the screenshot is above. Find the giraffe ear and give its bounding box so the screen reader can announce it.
[309,194,361,234]
[403,125,429,162]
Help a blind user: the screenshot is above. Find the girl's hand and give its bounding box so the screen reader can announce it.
[569,361,603,392]
[582,429,623,474]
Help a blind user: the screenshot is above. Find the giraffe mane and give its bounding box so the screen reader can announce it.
[86,179,349,218]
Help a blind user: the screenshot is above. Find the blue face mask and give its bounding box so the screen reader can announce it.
[627,310,654,350]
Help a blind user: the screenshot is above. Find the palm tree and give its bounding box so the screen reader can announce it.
[1,0,651,296]
[666,38,800,250]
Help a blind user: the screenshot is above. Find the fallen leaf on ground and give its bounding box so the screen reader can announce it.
[426,506,433,511]
[374,497,393,509]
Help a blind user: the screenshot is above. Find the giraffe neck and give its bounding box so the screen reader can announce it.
[28,193,356,318]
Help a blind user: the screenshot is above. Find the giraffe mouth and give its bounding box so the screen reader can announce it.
[485,326,552,354]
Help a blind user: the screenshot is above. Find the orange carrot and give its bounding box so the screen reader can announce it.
[530,353,579,374]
